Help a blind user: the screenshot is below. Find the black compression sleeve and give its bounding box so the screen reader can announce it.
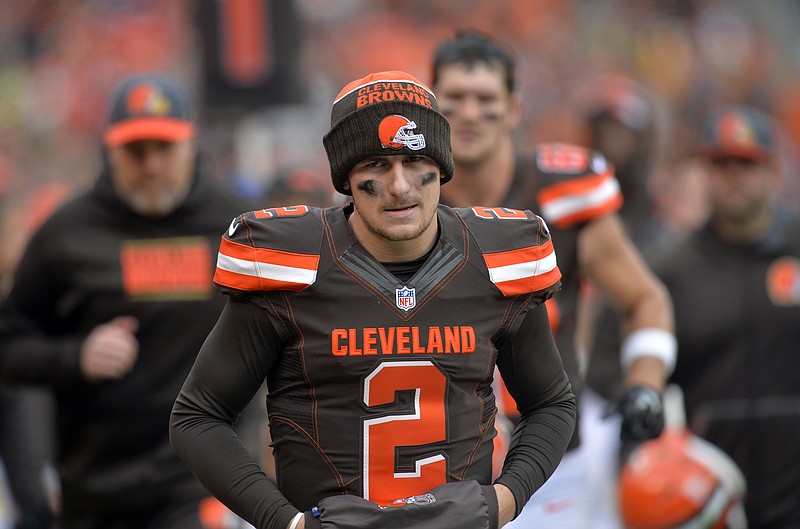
[493,303,577,517]
[170,297,299,529]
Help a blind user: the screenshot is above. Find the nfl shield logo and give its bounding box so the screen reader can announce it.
[396,286,416,311]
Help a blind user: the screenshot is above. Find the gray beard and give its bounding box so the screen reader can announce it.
[119,185,190,218]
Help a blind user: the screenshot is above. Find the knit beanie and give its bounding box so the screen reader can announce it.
[323,71,454,195]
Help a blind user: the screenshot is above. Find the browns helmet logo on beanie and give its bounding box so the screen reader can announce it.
[379,115,426,151]
[323,71,454,195]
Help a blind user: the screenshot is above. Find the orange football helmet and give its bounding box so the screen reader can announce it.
[618,428,747,529]
[618,385,747,529]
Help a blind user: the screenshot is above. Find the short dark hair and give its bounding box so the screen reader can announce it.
[431,30,516,94]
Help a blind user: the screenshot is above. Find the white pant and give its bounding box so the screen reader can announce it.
[505,388,627,529]
[505,445,590,528]
[580,388,624,529]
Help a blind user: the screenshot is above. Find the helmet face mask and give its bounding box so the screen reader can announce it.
[618,430,747,529]
[393,121,426,150]
[379,115,426,151]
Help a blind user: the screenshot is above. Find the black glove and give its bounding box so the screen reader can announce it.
[603,385,665,444]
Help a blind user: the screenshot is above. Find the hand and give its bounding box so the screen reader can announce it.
[80,316,139,382]
[603,384,664,443]
[493,483,515,528]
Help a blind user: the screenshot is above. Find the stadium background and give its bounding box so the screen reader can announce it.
[2,0,800,213]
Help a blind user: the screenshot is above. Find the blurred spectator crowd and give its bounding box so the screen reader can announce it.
[2,0,800,228]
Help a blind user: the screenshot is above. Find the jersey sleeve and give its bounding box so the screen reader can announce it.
[494,302,577,515]
[455,207,561,299]
[213,206,323,297]
[170,296,299,529]
[533,142,623,229]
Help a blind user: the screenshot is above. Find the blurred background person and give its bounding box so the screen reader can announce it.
[0,386,58,529]
[571,74,709,529]
[0,74,258,529]
[0,168,83,529]
[574,75,675,251]
[0,181,75,529]
[653,106,800,528]
[431,30,675,528]
[260,165,333,208]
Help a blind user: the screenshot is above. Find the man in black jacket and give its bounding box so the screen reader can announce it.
[0,74,256,529]
[656,106,800,528]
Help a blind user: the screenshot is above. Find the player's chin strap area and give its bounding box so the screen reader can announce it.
[302,481,499,529]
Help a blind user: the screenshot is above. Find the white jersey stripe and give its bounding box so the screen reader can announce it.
[540,176,620,223]
[217,253,317,286]
[488,252,558,284]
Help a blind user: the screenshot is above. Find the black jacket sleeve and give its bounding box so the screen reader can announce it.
[170,297,299,529]
[493,302,577,517]
[0,223,84,386]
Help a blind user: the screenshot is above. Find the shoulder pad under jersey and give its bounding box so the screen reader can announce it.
[533,142,623,229]
[213,205,323,295]
[454,206,561,297]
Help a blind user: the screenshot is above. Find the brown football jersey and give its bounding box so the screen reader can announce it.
[213,203,561,508]
[453,144,623,439]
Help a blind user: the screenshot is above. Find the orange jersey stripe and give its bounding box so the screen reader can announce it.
[492,267,562,296]
[537,171,623,228]
[484,240,561,296]
[219,237,320,269]
[550,192,623,228]
[483,240,555,269]
[214,267,313,292]
[214,237,320,292]
[537,171,612,203]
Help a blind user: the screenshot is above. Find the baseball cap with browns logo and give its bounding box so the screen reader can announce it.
[322,70,454,195]
[104,74,195,148]
[699,106,775,163]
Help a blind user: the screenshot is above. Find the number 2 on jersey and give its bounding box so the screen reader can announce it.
[254,205,310,218]
[362,360,447,505]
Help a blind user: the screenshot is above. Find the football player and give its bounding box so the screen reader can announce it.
[170,71,577,529]
[431,30,676,527]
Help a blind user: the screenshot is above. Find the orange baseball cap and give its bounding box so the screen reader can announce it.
[699,106,774,163]
[104,74,195,147]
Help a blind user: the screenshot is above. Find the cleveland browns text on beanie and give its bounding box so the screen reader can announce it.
[322,71,454,195]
